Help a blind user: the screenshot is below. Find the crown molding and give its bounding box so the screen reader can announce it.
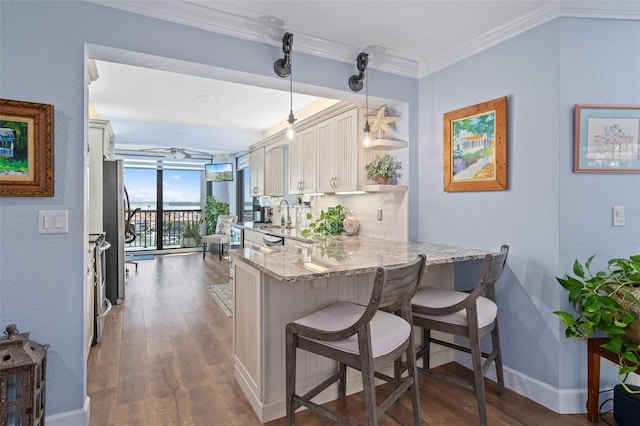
[87,1,639,79]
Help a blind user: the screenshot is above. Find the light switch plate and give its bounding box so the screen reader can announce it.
[612,206,625,227]
[39,210,68,233]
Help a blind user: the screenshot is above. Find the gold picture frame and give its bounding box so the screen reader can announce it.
[443,96,507,192]
[0,99,53,196]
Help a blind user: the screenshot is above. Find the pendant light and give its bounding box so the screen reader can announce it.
[274,32,297,140]
[348,52,370,145]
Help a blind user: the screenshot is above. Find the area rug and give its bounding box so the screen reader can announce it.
[208,283,233,317]
[127,254,155,261]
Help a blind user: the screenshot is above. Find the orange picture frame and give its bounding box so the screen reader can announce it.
[443,96,507,192]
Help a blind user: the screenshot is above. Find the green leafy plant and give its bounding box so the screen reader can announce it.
[365,153,402,180]
[181,217,203,246]
[300,205,347,238]
[205,195,230,234]
[554,254,640,379]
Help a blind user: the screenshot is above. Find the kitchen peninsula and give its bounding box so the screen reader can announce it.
[230,233,490,422]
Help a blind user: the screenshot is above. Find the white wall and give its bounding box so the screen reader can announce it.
[418,17,640,411]
[0,1,418,419]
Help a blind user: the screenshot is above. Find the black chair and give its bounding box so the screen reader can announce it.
[411,245,509,426]
[285,254,426,426]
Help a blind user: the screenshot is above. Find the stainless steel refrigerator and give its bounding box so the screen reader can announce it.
[103,160,125,305]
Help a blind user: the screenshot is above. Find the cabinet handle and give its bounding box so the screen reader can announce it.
[253,187,258,194]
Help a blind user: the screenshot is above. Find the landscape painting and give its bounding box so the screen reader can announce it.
[443,96,508,192]
[0,99,53,196]
[0,117,33,180]
[573,104,640,172]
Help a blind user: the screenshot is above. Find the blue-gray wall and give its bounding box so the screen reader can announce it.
[0,1,418,418]
[419,16,640,409]
[1,0,639,419]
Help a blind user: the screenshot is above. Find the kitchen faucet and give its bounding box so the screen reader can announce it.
[278,199,291,228]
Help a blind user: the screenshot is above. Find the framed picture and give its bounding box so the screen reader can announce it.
[0,99,53,196]
[573,104,640,172]
[443,96,507,192]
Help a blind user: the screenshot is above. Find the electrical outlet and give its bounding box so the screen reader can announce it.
[377,208,383,221]
[613,206,625,226]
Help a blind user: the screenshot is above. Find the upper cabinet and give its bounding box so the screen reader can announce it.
[249,144,285,197]
[250,102,408,197]
[264,146,284,197]
[88,119,114,234]
[317,108,359,193]
[249,147,265,196]
[289,126,317,194]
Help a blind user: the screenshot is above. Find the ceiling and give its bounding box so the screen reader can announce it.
[87,0,638,157]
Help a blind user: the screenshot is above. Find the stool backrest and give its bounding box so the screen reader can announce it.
[364,254,426,324]
[472,244,509,303]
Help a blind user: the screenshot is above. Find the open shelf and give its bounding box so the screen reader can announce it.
[364,139,408,150]
[362,184,408,192]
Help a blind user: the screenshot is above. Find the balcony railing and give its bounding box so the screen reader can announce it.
[126,209,202,250]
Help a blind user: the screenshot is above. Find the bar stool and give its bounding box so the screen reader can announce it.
[285,254,426,426]
[411,245,509,426]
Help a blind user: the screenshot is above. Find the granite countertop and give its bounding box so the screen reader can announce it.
[230,235,490,282]
[232,222,315,244]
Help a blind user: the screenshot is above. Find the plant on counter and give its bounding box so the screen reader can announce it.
[554,254,640,384]
[205,195,230,234]
[300,205,347,238]
[365,153,402,184]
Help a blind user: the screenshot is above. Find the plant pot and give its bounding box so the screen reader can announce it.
[625,319,640,344]
[375,175,388,185]
[181,237,198,248]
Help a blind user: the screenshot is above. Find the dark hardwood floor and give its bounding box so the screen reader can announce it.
[87,252,611,425]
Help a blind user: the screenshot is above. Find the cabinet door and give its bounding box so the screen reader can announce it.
[333,108,359,192]
[316,119,336,193]
[300,127,317,194]
[315,108,359,193]
[288,135,302,195]
[250,148,265,196]
[264,147,283,196]
[289,127,316,194]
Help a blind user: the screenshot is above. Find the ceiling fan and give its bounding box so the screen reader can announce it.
[139,147,213,160]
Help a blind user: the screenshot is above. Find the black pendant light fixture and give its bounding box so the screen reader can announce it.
[274,32,297,140]
[349,52,370,145]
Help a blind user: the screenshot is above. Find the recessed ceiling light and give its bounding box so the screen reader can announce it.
[197,94,216,101]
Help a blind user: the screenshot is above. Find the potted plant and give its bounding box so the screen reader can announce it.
[300,205,347,238]
[181,217,203,247]
[365,153,402,184]
[554,254,640,379]
[205,195,230,235]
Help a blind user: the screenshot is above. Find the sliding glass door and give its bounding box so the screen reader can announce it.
[124,166,203,251]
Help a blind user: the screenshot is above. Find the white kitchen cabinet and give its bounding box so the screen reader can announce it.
[249,147,265,196]
[317,108,359,193]
[264,146,284,197]
[88,119,113,234]
[288,126,317,194]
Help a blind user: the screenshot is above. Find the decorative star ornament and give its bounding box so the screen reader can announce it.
[367,106,397,137]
